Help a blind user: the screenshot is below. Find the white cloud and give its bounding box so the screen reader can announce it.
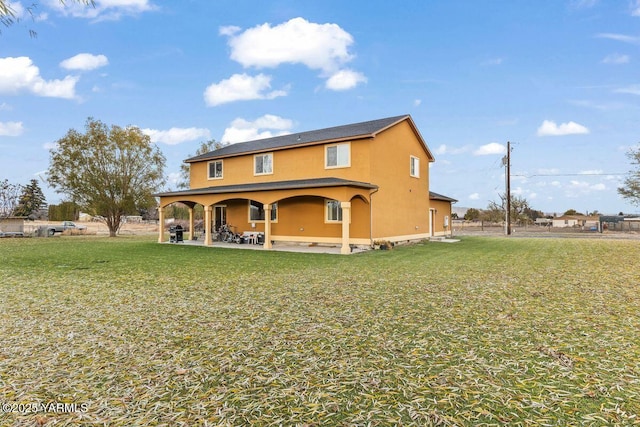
[204,73,287,106]
[565,180,607,197]
[0,121,24,136]
[0,56,78,99]
[615,84,640,95]
[60,53,109,71]
[325,69,367,91]
[221,115,293,144]
[46,0,155,21]
[142,127,211,145]
[434,144,447,155]
[222,17,366,90]
[225,17,353,72]
[569,99,624,111]
[596,33,640,44]
[481,57,504,66]
[433,144,471,155]
[167,172,182,186]
[537,168,561,175]
[602,53,630,64]
[413,99,422,107]
[537,120,589,136]
[219,25,241,36]
[474,142,506,155]
[570,0,598,8]
[469,193,480,200]
[631,0,640,16]
[579,169,603,175]
[5,1,25,18]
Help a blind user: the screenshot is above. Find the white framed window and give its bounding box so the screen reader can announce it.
[254,153,273,175]
[208,160,223,180]
[325,199,343,222]
[249,201,277,222]
[410,156,420,178]
[325,143,350,169]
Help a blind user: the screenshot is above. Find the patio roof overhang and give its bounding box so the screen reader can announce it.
[155,177,378,208]
[156,177,377,198]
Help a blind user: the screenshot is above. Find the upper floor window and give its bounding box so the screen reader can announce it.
[325,143,350,169]
[254,153,273,175]
[410,156,420,178]
[208,160,223,180]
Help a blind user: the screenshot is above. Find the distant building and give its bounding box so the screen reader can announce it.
[551,215,599,229]
[0,217,25,236]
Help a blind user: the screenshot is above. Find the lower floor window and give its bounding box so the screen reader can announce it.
[249,201,277,221]
[326,199,342,222]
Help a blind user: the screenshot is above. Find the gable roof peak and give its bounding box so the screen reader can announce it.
[186,114,413,163]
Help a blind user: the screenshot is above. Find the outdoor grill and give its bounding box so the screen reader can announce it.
[169,224,183,243]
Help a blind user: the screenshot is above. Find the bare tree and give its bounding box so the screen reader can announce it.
[0,179,22,218]
[485,193,534,225]
[618,146,640,207]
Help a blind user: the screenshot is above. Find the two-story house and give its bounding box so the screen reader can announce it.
[156,114,455,253]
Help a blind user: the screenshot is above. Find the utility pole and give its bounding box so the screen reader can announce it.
[503,141,512,235]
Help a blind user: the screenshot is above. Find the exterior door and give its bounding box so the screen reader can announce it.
[214,205,226,232]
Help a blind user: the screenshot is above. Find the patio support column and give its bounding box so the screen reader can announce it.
[158,206,165,243]
[340,201,351,254]
[263,203,272,249]
[204,205,212,246]
[188,207,195,240]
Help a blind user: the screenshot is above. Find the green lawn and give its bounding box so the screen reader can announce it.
[1,236,639,426]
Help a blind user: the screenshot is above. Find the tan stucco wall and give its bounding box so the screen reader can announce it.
[206,196,370,240]
[430,199,453,235]
[167,117,434,244]
[189,139,373,190]
[369,121,431,240]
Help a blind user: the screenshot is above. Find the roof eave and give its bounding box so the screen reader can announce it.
[184,134,376,163]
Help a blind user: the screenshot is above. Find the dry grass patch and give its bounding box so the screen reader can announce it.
[0,236,639,425]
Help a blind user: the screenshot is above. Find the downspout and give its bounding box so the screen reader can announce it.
[369,187,379,247]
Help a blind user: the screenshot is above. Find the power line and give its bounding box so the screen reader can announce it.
[512,172,627,178]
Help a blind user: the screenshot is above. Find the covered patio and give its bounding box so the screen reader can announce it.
[162,238,370,255]
[155,178,378,255]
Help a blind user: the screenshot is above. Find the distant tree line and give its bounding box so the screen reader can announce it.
[462,201,611,225]
[461,194,545,226]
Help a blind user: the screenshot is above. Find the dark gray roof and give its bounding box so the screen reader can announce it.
[429,191,458,203]
[186,115,412,163]
[155,177,378,198]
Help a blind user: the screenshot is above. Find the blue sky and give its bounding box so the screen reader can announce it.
[1,0,639,215]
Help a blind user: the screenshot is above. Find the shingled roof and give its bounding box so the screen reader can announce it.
[154,177,378,197]
[429,191,458,203]
[186,114,430,163]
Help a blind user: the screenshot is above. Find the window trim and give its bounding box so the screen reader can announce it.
[410,155,420,178]
[248,200,278,223]
[254,153,274,176]
[207,160,223,180]
[325,199,343,223]
[324,142,351,169]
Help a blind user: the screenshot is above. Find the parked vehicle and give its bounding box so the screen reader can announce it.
[46,221,87,236]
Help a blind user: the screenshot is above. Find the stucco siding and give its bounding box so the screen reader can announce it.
[190,140,373,190]
[369,120,431,240]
